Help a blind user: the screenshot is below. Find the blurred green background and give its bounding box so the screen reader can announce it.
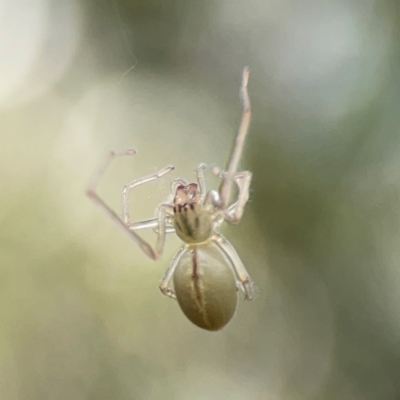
[1,0,400,399]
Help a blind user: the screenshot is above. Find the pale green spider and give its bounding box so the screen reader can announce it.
[87,67,254,331]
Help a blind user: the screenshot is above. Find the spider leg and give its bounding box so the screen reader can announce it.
[121,163,177,255]
[211,165,252,223]
[212,233,255,300]
[159,245,187,299]
[129,204,175,255]
[205,166,251,224]
[86,149,174,260]
[122,166,174,224]
[170,178,188,192]
[226,171,251,222]
[196,163,207,202]
[219,67,251,208]
[130,217,175,232]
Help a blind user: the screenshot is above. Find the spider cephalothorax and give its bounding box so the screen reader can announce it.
[172,183,213,244]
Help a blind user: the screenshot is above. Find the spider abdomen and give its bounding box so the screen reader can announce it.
[173,203,213,244]
[173,242,237,331]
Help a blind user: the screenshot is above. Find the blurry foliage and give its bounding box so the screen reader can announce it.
[1,0,400,399]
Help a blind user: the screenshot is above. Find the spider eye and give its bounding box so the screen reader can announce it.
[174,183,199,205]
[186,183,198,200]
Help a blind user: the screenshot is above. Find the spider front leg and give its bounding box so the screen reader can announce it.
[121,168,176,255]
[205,166,251,224]
[219,67,251,209]
[86,149,174,260]
[211,165,252,223]
[196,163,207,202]
[212,233,255,300]
[122,165,174,225]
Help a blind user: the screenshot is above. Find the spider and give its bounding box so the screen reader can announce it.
[86,67,254,331]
